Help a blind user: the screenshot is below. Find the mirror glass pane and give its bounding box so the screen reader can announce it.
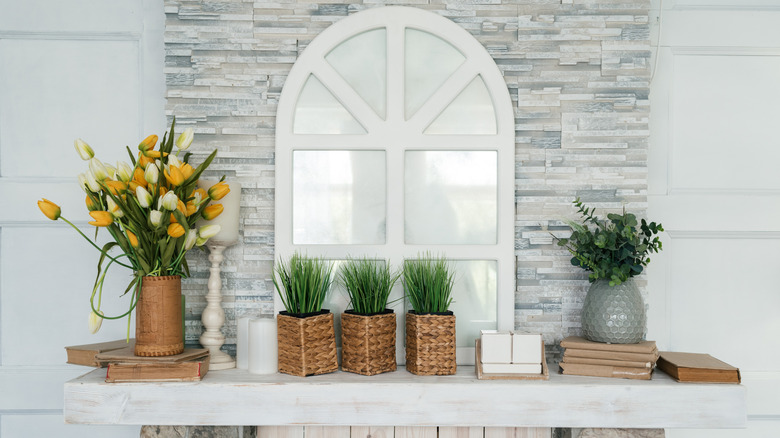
[326,28,387,119]
[293,151,386,244]
[405,28,465,120]
[293,75,366,134]
[404,151,497,244]
[425,75,496,135]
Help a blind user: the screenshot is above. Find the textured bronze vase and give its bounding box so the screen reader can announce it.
[135,275,184,357]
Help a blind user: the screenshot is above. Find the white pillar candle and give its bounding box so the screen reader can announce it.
[236,317,251,370]
[248,317,278,374]
[197,179,242,244]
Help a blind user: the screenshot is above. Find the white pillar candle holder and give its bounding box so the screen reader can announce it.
[198,180,242,371]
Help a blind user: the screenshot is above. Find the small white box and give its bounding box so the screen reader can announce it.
[512,332,542,364]
[480,330,512,364]
[481,362,542,374]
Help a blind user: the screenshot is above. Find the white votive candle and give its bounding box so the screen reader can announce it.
[236,317,251,369]
[197,179,242,244]
[248,317,278,374]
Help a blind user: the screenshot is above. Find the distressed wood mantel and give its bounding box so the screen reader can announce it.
[64,365,746,429]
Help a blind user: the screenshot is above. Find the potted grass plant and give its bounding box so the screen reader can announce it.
[339,257,401,376]
[554,198,663,344]
[273,253,338,376]
[403,253,457,376]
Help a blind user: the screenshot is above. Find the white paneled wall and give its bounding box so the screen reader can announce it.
[0,0,164,436]
[648,1,780,437]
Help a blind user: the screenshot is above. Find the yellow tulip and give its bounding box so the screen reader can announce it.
[167,223,185,238]
[104,180,127,196]
[208,181,230,201]
[74,138,95,160]
[37,199,61,220]
[138,135,158,153]
[185,201,198,217]
[164,165,185,186]
[144,150,168,159]
[202,204,224,220]
[192,188,208,205]
[85,195,100,211]
[138,152,154,169]
[88,211,113,227]
[180,163,194,180]
[133,167,147,187]
[126,230,139,247]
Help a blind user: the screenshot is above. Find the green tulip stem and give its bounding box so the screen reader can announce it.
[60,217,134,270]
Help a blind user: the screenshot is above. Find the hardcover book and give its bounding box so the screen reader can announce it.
[657,352,740,384]
[65,339,134,367]
[559,362,652,380]
[106,356,210,382]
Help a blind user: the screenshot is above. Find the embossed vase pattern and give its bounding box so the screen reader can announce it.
[135,275,184,357]
[581,279,646,344]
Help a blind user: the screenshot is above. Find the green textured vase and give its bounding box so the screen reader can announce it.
[581,279,646,344]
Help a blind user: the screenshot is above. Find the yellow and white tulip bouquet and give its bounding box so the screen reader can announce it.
[37,119,229,334]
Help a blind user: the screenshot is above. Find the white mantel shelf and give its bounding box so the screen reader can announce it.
[64,365,746,429]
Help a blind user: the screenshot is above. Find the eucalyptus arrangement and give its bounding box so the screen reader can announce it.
[554,199,664,287]
[554,199,664,343]
[37,119,228,337]
[273,252,338,376]
[339,257,401,376]
[404,252,457,375]
[273,252,334,315]
[340,257,401,315]
[404,253,455,314]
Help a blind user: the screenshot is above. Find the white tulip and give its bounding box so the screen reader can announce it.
[160,191,179,211]
[176,128,194,151]
[116,161,133,182]
[74,139,94,160]
[106,197,124,219]
[144,162,159,185]
[167,154,182,168]
[104,163,117,180]
[85,170,101,192]
[136,186,153,208]
[89,158,109,181]
[198,224,221,239]
[184,229,198,250]
[77,173,89,192]
[149,210,163,227]
[89,309,104,334]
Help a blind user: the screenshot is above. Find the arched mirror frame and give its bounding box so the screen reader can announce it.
[275,6,515,364]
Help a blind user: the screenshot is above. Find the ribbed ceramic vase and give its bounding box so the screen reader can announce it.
[581,279,646,344]
[135,275,184,357]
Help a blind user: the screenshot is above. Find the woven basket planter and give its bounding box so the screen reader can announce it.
[341,310,397,376]
[405,311,456,375]
[277,310,338,377]
[135,275,184,357]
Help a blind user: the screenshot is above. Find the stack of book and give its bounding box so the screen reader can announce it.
[559,336,659,380]
[95,345,210,382]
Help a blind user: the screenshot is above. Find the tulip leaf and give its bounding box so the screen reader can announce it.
[161,238,177,270]
[184,149,218,187]
[126,146,136,166]
[172,210,189,232]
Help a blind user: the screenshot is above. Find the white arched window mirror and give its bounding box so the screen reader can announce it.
[275,6,514,364]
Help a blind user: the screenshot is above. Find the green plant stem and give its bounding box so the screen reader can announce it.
[61,217,134,269]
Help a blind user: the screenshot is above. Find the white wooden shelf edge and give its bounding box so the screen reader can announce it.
[64,365,746,429]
